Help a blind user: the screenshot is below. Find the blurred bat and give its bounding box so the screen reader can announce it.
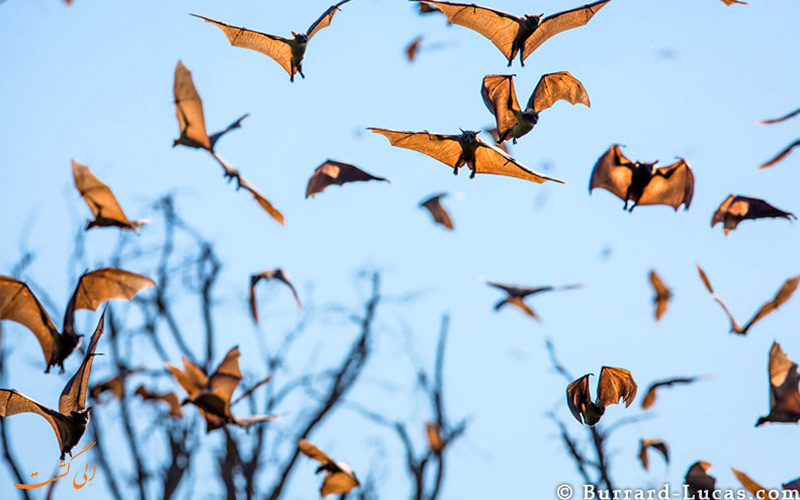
[72,160,150,232]
[784,477,800,491]
[406,36,423,61]
[426,421,445,452]
[685,462,716,498]
[249,269,301,324]
[89,367,144,402]
[648,270,672,321]
[731,468,767,497]
[589,145,694,211]
[567,366,637,426]
[639,438,668,471]
[759,140,800,169]
[420,193,453,230]
[757,107,800,125]
[481,72,589,144]
[192,0,351,82]
[298,439,360,497]
[0,268,154,372]
[0,311,105,460]
[487,281,582,321]
[368,127,564,183]
[306,160,388,198]
[711,195,795,234]
[641,376,702,410]
[756,342,800,426]
[720,0,747,5]
[413,0,611,66]
[134,386,183,418]
[697,265,800,336]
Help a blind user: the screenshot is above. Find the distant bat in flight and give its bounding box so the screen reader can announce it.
[406,36,423,62]
[134,386,183,418]
[685,462,716,498]
[756,107,799,168]
[89,368,144,402]
[0,312,105,460]
[426,422,445,452]
[0,268,154,372]
[589,145,694,211]
[413,0,612,66]
[711,195,795,234]
[487,281,582,321]
[756,342,800,426]
[697,264,799,336]
[481,72,589,144]
[731,468,768,498]
[72,160,150,232]
[249,269,301,324]
[420,193,453,230]
[298,438,360,497]
[567,366,637,426]
[306,160,388,198]
[639,438,669,471]
[648,270,672,321]
[641,376,702,410]
[720,0,747,4]
[369,127,564,183]
[192,0,351,82]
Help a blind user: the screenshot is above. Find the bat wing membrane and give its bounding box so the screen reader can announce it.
[174,60,211,149]
[530,71,590,112]
[473,138,563,183]
[0,277,58,366]
[307,0,351,40]
[522,0,612,60]
[636,159,694,210]
[481,75,521,142]
[71,160,131,225]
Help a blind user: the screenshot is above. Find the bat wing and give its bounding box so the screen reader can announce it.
[639,439,669,470]
[305,160,388,198]
[759,140,800,169]
[529,71,590,113]
[59,310,105,415]
[420,193,454,230]
[481,75,522,143]
[648,270,671,321]
[767,342,800,416]
[0,389,69,455]
[426,421,445,452]
[637,159,694,210]
[368,128,464,168]
[596,366,637,408]
[135,386,183,418]
[406,36,423,62]
[166,362,202,399]
[473,137,564,183]
[740,196,794,222]
[208,113,249,152]
[589,145,634,201]
[522,0,612,60]
[321,468,360,496]
[299,438,333,465]
[71,160,132,227]
[306,0,351,40]
[731,468,768,498]
[743,276,800,334]
[566,374,592,423]
[757,107,800,125]
[173,60,210,150]
[0,276,59,366]
[696,265,742,333]
[250,269,302,324]
[208,346,243,411]
[641,377,699,410]
[235,173,286,225]
[685,462,716,496]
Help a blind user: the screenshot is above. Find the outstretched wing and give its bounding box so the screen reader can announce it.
[0,276,59,366]
[759,140,800,169]
[696,265,742,333]
[529,71,590,113]
[637,159,694,210]
[639,439,669,471]
[298,438,333,465]
[757,107,800,125]
[208,346,243,411]
[0,389,69,456]
[641,376,700,410]
[72,160,132,226]
[59,310,105,414]
[420,193,454,230]
[307,0,352,40]
[173,60,211,150]
[767,342,800,416]
[306,160,388,198]
[236,174,286,225]
[566,373,592,424]
[369,127,464,168]
[589,144,634,201]
[473,137,563,183]
[596,366,637,408]
[743,276,800,334]
[731,468,768,498]
[522,0,612,60]
[208,114,249,152]
[481,75,522,142]
[134,386,183,418]
[250,269,302,323]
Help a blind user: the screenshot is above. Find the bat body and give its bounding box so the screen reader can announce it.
[249,269,301,324]
[420,193,453,230]
[426,422,445,452]
[298,439,360,497]
[72,160,150,232]
[192,1,351,82]
[711,195,795,234]
[648,270,672,321]
[487,281,582,321]
[414,1,612,66]
[566,366,637,426]
[641,376,701,410]
[481,73,589,143]
[306,160,388,198]
[638,439,668,471]
[685,462,716,498]
[756,342,800,426]
[589,145,694,211]
[369,127,564,183]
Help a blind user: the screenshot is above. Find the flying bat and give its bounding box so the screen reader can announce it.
[731,468,768,498]
[641,376,701,410]
[712,195,795,234]
[134,386,183,418]
[426,421,445,452]
[756,342,800,426]
[481,72,589,144]
[697,264,800,336]
[413,0,612,66]
[249,269,301,324]
[0,311,105,460]
[420,193,454,230]
[72,160,150,232]
[589,145,694,211]
[192,0,351,82]
[648,270,672,321]
[639,439,669,471]
[566,366,637,426]
[306,160,388,198]
[720,0,747,4]
[369,127,564,183]
[298,438,360,497]
[0,268,154,372]
[685,462,716,498]
[89,367,144,402]
[487,281,582,321]
[756,107,799,168]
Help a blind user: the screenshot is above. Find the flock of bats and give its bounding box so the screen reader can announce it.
[2,0,799,496]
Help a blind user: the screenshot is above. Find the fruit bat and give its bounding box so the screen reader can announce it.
[481,72,589,144]
[712,195,795,234]
[639,439,669,471]
[484,128,510,153]
[306,160,388,198]
[0,311,104,460]
[756,107,799,168]
[72,159,150,232]
[756,342,800,426]
[720,0,747,4]
[589,145,694,211]
[648,270,672,322]
[134,386,183,418]
[192,0,351,82]
[420,193,454,230]
[426,421,445,452]
[784,477,800,491]
[298,438,360,497]
[641,376,701,410]
[414,0,612,66]
[697,265,800,336]
[89,367,144,402]
[487,281,582,321]
[368,127,564,183]
[406,36,423,62]
[249,269,301,324]
[0,268,154,372]
[731,468,768,497]
[685,462,716,498]
[758,107,800,126]
[566,366,637,426]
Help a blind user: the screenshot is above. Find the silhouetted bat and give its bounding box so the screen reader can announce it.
[756,342,800,426]
[567,366,637,426]
[648,270,672,322]
[426,422,445,452]
[712,195,795,234]
[758,107,800,125]
[419,193,453,230]
[589,145,694,211]
[369,127,564,183]
[732,468,767,497]
[0,311,105,460]
[685,462,716,498]
[89,367,144,402]
[482,72,589,143]
[406,36,423,62]
[0,268,154,372]
[414,0,612,66]
[306,160,388,198]
[249,269,301,324]
[487,281,582,321]
[641,376,701,410]
[134,386,183,418]
[759,140,800,169]
[192,0,351,82]
[697,265,799,335]
[639,439,668,471]
[720,0,747,5]
[298,439,360,497]
[72,159,150,232]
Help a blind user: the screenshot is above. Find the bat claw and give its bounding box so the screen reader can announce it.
[452,167,459,176]
[469,169,477,179]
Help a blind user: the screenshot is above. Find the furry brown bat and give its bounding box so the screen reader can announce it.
[648,270,672,322]
[567,366,637,426]
[192,0,351,82]
[711,195,795,234]
[72,160,150,232]
[641,376,701,410]
[249,269,301,324]
[298,439,360,497]
[134,386,183,418]
[589,145,694,211]
[639,439,669,471]
[414,0,612,66]
[487,281,582,321]
[419,193,454,230]
[306,160,388,198]
[426,422,445,452]
[756,342,800,426]
[481,72,589,143]
[685,462,716,498]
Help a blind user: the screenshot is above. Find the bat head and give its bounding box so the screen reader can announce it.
[70,407,91,425]
[522,109,540,125]
[458,129,479,143]
[522,14,543,27]
[292,32,309,44]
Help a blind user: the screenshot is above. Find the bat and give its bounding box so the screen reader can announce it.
[306,160,388,198]
[720,0,747,4]
[406,36,423,62]
[685,462,716,498]
[641,376,701,410]
[72,159,150,232]
[712,195,795,234]
[89,368,144,402]
[487,281,582,321]
[638,439,668,471]
[697,265,800,336]
[0,311,105,460]
[249,269,302,324]
[420,193,453,230]
[648,270,672,321]
[0,268,154,372]
[784,478,800,491]
[298,438,360,497]
[756,342,800,426]
[759,140,800,169]
[413,0,612,66]
[426,422,445,452]
[589,145,694,211]
[192,1,351,82]
[481,72,589,144]
[134,386,183,418]
[566,366,637,426]
[484,128,509,153]
[368,127,564,183]
[757,107,800,125]
[731,468,768,497]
